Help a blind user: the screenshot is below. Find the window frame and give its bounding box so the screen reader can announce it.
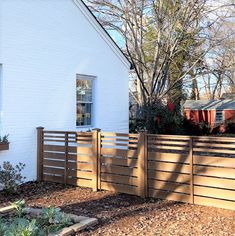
[215,110,224,124]
[76,74,96,128]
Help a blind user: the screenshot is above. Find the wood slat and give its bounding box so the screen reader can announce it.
[193,155,235,168]
[148,140,189,146]
[43,167,64,175]
[194,186,235,201]
[101,156,138,167]
[67,162,93,171]
[44,145,65,152]
[102,137,138,143]
[149,180,190,194]
[194,196,235,211]
[101,132,139,138]
[194,176,235,190]
[67,178,93,188]
[147,134,191,140]
[101,142,138,148]
[148,189,190,203]
[101,165,138,176]
[148,152,189,163]
[101,173,138,186]
[193,142,235,149]
[44,139,67,143]
[76,147,93,155]
[43,159,65,168]
[43,174,64,184]
[148,145,189,151]
[67,170,93,179]
[193,136,235,142]
[148,170,190,183]
[44,131,77,135]
[101,182,137,195]
[43,152,65,160]
[101,148,138,158]
[148,161,191,174]
[194,165,235,179]
[193,147,235,155]
[44,135,65,139]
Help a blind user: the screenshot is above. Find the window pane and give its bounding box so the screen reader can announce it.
[77,80,92,102]
[76,103,92,126]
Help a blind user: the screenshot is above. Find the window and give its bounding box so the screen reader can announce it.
[76,75,94,126]
[215,110,224,123]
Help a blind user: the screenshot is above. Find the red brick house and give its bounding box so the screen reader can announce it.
[183,98,235,128]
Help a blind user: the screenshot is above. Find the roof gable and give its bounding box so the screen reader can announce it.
[73,0,130,69]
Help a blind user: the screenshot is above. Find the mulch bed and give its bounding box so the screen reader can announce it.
[0,182,235,236]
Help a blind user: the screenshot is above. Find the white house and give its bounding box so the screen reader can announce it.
[0,0,130,181]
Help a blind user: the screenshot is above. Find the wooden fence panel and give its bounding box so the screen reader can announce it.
[38,128,235,211]
[193,137,235,210]
[147,135,192,203]
[99,132,141,196]
[40,129,97,190]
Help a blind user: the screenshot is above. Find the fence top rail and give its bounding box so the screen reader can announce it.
[101,132,139,138]
[43,130,92,136]
[147,134,235,142]
[42,130,235,143]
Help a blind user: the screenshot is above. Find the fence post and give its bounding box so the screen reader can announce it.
[137,131,147,197]
[92,129,100,191]
[37,127,44,182]
[189,137,194,204]
[64,132,69,185]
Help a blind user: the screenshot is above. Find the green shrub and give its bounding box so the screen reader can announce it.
[40,207,72,233]
[4,218,42,236]
[130,102,184,134]
[0,205,72,236]
[0,162,26,194]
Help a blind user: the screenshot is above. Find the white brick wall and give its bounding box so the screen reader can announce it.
[0,0,129,180]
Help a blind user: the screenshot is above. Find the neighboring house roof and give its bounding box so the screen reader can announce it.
[184,99,235,110]
[221,93,235,99]
[73,0,131,69]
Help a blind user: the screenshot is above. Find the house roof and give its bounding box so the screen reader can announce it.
[73,0,131,69]
[183,99,235,110]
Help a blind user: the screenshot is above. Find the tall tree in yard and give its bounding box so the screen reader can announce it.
[86,0,233,131]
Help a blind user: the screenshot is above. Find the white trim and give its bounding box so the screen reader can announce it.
[214,110,224,124]
[72,0,130,69]
[76,74,94,127]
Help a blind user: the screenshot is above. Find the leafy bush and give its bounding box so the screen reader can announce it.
[4,218,42,236]
[40,207,72,233]
[130,102,184,134]
[0,162,26,194]
[0,203,73,236]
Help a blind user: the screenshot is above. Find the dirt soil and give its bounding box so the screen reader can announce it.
[0,182,234,236]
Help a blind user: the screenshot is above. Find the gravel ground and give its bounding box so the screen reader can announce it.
[0,182,235,236]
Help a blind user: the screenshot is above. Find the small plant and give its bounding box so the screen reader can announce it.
[41,207,72,233]
[4,218,42,236]
[11,200,26,217]
[0,162,26,194]
[0,135,9,143]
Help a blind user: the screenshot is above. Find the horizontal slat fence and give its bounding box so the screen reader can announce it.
[193,136,235,210]
[99,132,142,196]
[37,127,235,210]
[37,128,98,190]
[147,135,192,203]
